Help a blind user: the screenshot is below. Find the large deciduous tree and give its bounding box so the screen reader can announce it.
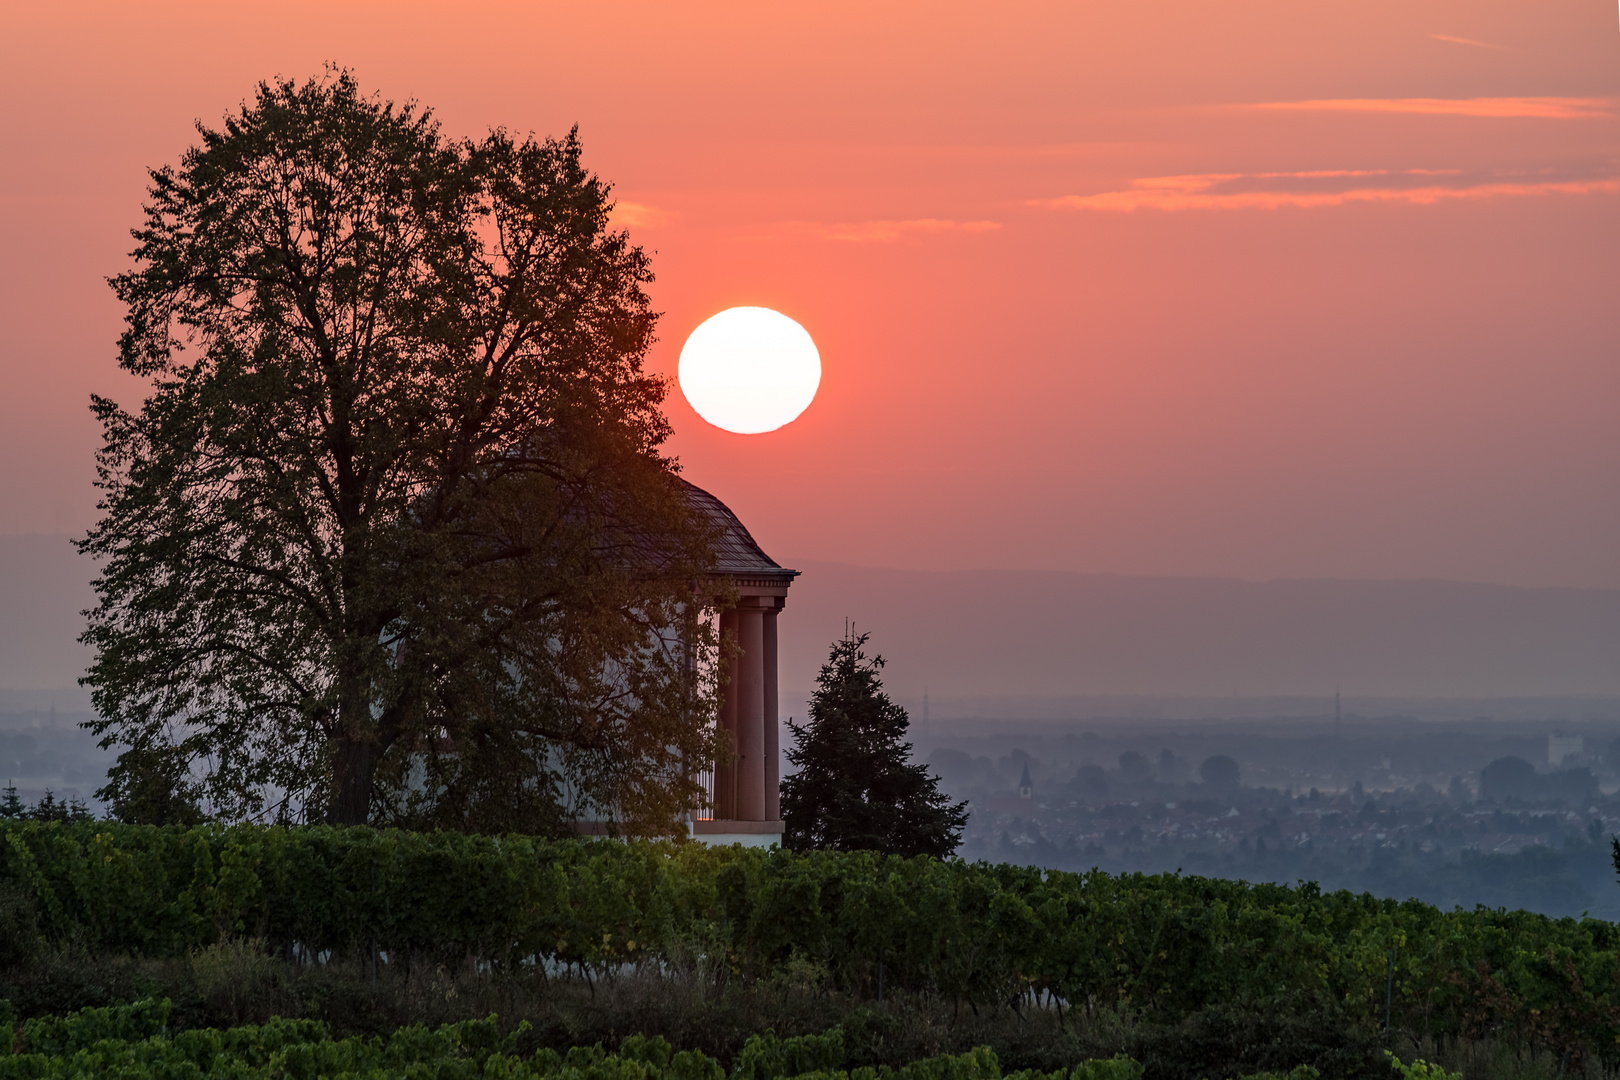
[781,631,968,858]
[80,71,725,833]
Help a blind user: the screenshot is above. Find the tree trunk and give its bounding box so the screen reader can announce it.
[328,736,379,824]
[326,585,379,824]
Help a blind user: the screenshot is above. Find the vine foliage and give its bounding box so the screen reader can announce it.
[3,822,1620,1067]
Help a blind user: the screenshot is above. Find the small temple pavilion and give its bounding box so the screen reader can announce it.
[682,481,798,846]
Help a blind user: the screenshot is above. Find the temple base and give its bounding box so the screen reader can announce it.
[568,818,784,848]
[690,819,784,847]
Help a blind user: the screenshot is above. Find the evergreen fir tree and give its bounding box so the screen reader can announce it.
[22,790,93,823]
[781,631,968,858]
[0,784,22,820]
[29,791,63,823]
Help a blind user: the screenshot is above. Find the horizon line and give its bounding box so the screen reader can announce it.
[773,557,1620,593]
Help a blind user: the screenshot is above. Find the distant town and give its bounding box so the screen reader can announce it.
[916,710,1620,920]
[4,696,1620,918]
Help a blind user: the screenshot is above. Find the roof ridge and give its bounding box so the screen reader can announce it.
[681,478,797,577]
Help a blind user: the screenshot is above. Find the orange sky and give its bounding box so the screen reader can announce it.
[2,0,1617,588]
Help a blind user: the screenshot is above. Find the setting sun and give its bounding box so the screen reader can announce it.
[677,307,821,435]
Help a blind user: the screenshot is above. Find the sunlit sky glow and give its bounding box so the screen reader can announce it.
[1,0,1616,589]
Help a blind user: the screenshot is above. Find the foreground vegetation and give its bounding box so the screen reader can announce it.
[0,998,1155,1080]
[0,822,1615,1079]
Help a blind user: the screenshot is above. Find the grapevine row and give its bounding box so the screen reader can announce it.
[0,997,1144,1080]
[0,823,1613,1061]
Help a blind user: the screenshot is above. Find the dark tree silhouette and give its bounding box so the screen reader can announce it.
[79,71,725,831]
[1118,750,1152,783]
[781,631,967,858]
[1199,754,1241,788]
[1480,756,1536,802]
[106,746,204,826]
[25,792,91,824]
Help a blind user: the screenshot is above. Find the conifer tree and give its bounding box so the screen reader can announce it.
[781,631,967,858]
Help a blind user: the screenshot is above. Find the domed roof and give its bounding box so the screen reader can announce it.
[681,479,798,581]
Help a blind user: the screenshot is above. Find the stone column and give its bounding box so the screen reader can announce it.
[764,606,780,821]
[735,607,766,820]
[716,608,739,820]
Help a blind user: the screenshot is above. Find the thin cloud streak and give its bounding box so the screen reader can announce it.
[1031,170,1620,212]
[609,201,674,228]
[1429,33,1507,50]
[894,142,1158,161]
[783,218,1002,242]
[1249,97,1613,119]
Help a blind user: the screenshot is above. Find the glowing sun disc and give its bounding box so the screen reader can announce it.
[678,307,821,434]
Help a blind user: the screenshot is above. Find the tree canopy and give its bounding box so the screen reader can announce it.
[780,632,967,858]
[80,71,724,833]
[1198,755,1240,788]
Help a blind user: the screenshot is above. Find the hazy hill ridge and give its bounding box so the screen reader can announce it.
[1,537,1616,703]
[776,560,1620,701]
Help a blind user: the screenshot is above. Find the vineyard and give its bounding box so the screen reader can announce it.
[0,997,1157,1080]
[0,822,1614,1075]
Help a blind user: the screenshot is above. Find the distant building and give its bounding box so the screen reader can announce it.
[574,480,798,847]
[1549,733,1584,767]
[685,481,798,846]
[1018,762,1033,800]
